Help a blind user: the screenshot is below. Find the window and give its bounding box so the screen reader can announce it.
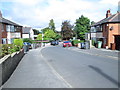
[96,26,102,32]
[91,27,96,32]
[6,25,15,32]
[10,25,15,32]
[6,25,10,32]
[2,38,7,44]
[2,24,4,31]
[15,26,21,32]
[11,38,14,43]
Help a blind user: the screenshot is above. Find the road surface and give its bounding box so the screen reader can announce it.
[41,45,119,88]
[2,45,119,88]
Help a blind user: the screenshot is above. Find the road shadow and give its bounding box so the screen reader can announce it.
[89,65,120,88]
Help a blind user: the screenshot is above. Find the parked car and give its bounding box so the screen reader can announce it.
[23,42,32,49]
[51,40,56,46]
[63,41,72,47]
[51,40,59,46]
[55,40,59,45]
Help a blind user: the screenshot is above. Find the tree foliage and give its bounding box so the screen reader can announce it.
[13,39,23,51]
[91,21,95,25]
[37,34,42,40]
[49,19,55,32]
[14,39,23,48]
[41,27,50,34]
[61,20,74,40]
[55,34,62,40]
[74,15,90,40]
[44,29,56,40]
[23,38,32,43]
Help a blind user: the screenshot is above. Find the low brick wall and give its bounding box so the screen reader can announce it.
[0,49,24,87]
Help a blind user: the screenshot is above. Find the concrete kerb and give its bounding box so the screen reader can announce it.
[93,47,119,53]
[68,47,119,60]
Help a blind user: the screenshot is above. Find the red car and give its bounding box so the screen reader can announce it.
[63,41,72,47]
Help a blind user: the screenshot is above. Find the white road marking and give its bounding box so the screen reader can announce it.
[40,47,73,88]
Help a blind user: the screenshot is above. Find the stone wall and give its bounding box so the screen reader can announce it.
[0,49,24,87]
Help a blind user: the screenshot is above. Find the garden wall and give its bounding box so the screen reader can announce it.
[0,49,24,87]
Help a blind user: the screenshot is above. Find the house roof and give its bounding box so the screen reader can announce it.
[22,27,32,34]
[1,17,22,26]
[93,12,120,26]
[110,12,120,23]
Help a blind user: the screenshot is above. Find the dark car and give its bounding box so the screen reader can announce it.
[23,42,32,49]
[51,40,59,46]
[63,41,72,47]
[51,41,56,46]
[55,40,59,45]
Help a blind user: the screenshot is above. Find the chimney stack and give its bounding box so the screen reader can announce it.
[106,10,112,18]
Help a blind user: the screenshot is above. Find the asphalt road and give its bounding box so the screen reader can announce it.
[2,48,70,88]
[2,44,119,88]
[41,45,119,88]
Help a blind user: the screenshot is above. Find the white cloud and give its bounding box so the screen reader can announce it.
[100,0,119,5]
[1,0,119,31]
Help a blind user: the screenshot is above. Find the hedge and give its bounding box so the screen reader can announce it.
[0,39,23,58]
[71,40,84,46]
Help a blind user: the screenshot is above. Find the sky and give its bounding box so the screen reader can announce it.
[0,0,119,31]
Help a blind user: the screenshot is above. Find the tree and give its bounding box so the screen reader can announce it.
[44,29,56,40]
[55,34,62,40]
[14,39,23,51]
[61,20,74,40]
[74,15,90,40]
[49,19,55,32]
[37,34,42,40]
[41,27,50,34]
[91,21,95,25]
[23,38,32,43]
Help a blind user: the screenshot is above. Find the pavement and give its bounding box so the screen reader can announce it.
[67,46,119,60]
[2,47,70,88]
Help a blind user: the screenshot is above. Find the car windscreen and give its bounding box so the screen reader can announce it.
[64,41,70,43]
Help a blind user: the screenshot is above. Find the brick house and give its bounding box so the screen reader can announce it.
[0,11,2,44]
[0,11,23,44]
[91,10,120,50]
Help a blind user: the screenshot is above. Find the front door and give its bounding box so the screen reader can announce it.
[115,35,120,50]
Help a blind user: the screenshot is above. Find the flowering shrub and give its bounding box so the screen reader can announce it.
[0,39,24,58]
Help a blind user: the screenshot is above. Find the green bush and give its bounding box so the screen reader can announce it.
[14,39,23,50]
[1,44,9,57]
[72,40,84,46]
[92,40,95,46]
[1,44,15,57]
[0,42,23,58]
[23,38,32,43]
